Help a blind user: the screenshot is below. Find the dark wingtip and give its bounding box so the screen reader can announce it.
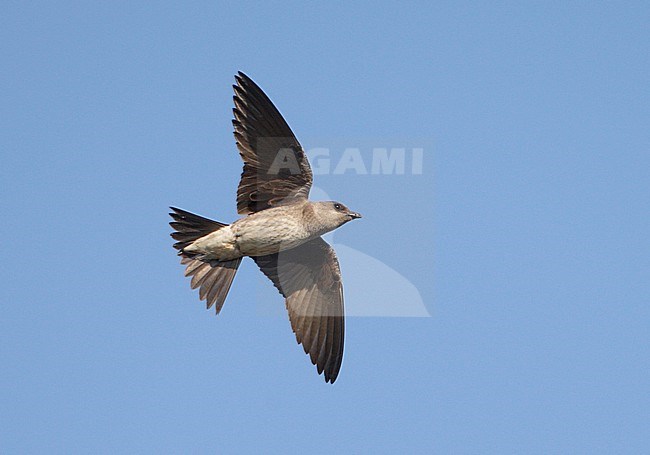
[234,72,246,87]
[169,206,186,216]
[235,72,260,91]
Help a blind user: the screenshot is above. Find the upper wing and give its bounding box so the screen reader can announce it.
[232,72,313,215]
[253,238,344,383]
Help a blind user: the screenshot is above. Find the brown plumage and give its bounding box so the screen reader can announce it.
[169,72,361,383]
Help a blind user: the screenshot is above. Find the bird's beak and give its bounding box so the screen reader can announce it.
[347,212,362,220]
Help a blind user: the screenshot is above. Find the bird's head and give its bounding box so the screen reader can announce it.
[310,201,362,234]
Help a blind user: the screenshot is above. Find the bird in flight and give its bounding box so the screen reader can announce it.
[169,72,361,383]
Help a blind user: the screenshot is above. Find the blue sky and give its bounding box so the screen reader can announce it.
[2,1,649,453]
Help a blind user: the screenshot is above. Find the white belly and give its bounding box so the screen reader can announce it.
[184,225,240,261]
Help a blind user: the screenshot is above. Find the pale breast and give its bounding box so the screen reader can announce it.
[232,207,312,256]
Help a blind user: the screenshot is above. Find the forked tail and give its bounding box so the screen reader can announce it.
[169,207,241,314]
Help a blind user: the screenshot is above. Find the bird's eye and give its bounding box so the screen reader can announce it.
[334,203,342,210]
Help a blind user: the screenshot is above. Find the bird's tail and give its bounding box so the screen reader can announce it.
[169,207,241,314]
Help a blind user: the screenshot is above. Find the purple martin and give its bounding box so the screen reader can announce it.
[169,72,361,383]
